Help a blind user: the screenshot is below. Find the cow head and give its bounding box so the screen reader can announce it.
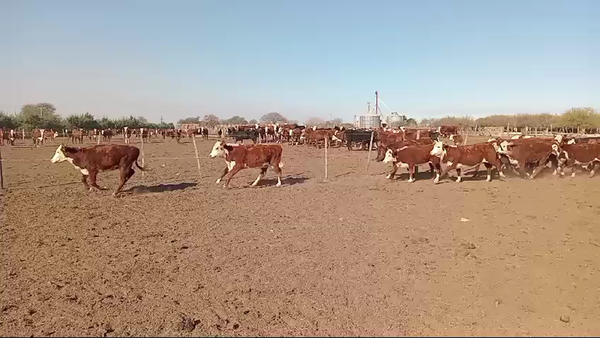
[50,145,71,163]
[429,140,446,157]
[209,141,234,158]
[383,149,397,164]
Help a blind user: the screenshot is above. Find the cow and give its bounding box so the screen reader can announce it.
[492,137,560,178]
[554,142,600,178]
[1,129,16,146]
[123,127,132,144]
[102,129,113,142]
[71,129,85,144]
[382,144,442,183]
[230,129,259,144]
[202,127,209,140]
[437,125,459,137]
[429,141,505,183]
[50,144,146,197]
[376,138,434,162]
[32,128,45,147]
[208,141,284,188]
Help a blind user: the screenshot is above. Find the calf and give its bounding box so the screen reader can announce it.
[430,141,505,183]
[383,144,441,183]
[554,143,600,178]
[208,141,284,188]
[32,128,45,147]
[50,144,146,196]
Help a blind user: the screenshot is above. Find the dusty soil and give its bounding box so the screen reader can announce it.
[1,136,599,336]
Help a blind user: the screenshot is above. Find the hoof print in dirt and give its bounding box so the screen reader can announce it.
[177,314,200,332]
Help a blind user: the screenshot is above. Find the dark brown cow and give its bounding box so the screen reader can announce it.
[555,142,600,178]
[208,141,284,188]
[382,144,442,182]
[50,144,146,197]
[430,141,505,183]
[101,129,113,142]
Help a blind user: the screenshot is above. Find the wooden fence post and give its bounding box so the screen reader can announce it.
[324,137,328,180]
[0,148,4,190]
[366,130,375,172]
[191,133,202,180]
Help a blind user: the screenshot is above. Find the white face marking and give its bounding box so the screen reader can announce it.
[332,135,342,142]
[511,135,521,139]
[50,146,67,163]
[555,134,564,143]
[430,141,445,157]
[209,141,228,158]
[567,139,576,145]
[383,149,395,163]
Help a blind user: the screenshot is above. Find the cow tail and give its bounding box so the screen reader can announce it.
[135,160,147,171]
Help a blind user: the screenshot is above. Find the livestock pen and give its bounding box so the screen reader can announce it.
[1,134,599,336]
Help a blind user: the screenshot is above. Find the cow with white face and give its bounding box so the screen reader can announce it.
[209,140,284,188]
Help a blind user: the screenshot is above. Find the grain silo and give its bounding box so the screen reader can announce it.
[358,91,382,129]
[386,112,405,128]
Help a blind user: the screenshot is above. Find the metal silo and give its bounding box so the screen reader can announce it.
[386,112,405,128]
[359,114,381,129]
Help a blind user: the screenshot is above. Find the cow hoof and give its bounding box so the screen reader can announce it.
[215,178,221,184]
[433,178,440,184]
[455,178,462,183]
[386,174,392,179]
[407,179,415,183]
[571,173,576,178]
[499,172,506,179]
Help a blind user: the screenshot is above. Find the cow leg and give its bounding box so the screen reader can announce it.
[113,167,135,197]
[251,168,267,187]
[455,168,462,183]
[223,165,243,188]
[433,163,442,184]
[88,170,105,190]
[273,163,283,187]
[484,163,493,182]
[81,174,90,190]
[590,162,599,178]
[386,162,399,179]
[428,163,435,176]
[471,164,481,178]
[407,164,416,183]
[216,166,229,184]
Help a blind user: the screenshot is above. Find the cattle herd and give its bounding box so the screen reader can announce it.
[2,123,600,196]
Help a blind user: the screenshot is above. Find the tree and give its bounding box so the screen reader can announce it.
[223,115,248,125]
[248,119,258,124]
[329,118,343,127]
[260,112,287,123]
[203,114,221,128]
[406,118,418,126]
[177,116,201,125]
[65,112,99,130]
[0,111,18,129]
[559,107,598,129]
[305,117,326,127]
[17,103,63,130]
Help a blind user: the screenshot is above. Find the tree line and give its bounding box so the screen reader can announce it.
[418,107,600,130]
[0,103,175,130]
[2,104,598,131]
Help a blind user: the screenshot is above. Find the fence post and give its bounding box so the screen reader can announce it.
[140,128,145,177]
[324,137,328,180]
[366,130,375,173]
[191,133,202,180]
[0,148,4,190]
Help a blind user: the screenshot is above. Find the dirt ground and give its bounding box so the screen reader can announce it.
[1,135,599,336]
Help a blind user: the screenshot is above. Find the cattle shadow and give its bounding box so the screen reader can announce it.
[253,175,309,187]
[125,182,198,194]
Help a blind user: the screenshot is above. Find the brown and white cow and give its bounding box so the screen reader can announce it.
[430,141,505,183]
[493,137,560,178]
[382,144,442,183]
[208,141,284,188]
[32,128,46,147]
[123,127,132,144]
[50,144,146,197]
[554,142,600,178]
[71,129,85,144]
[376,138,434,162]
[1,129,17,146]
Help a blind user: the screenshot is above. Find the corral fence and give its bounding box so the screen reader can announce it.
[460,125,600,138]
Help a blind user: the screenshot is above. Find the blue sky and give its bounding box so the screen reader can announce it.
[1,0,597,124]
